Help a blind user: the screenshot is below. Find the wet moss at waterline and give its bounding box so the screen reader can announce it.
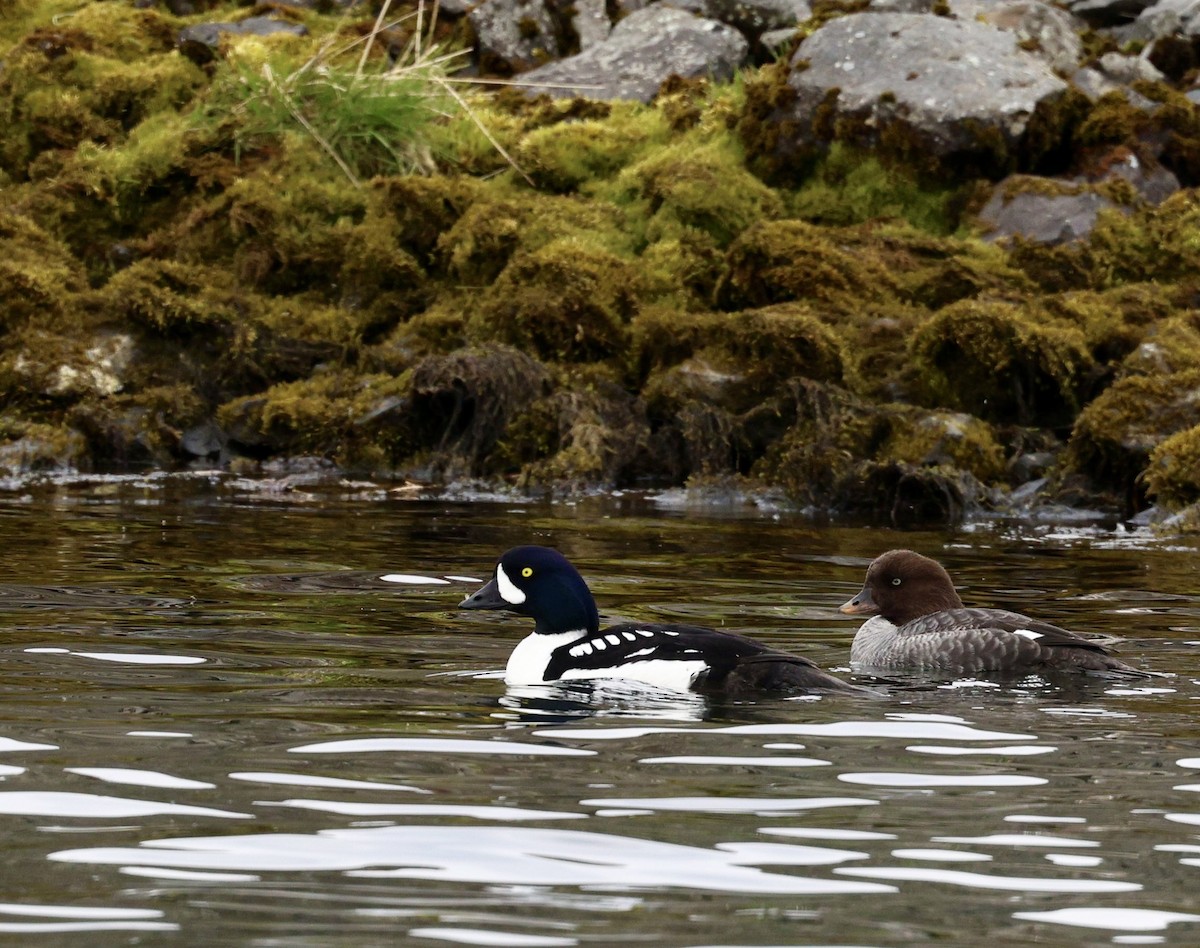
[4,1,1200,526]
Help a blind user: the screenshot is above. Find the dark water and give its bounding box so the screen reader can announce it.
[0,475,1198,946]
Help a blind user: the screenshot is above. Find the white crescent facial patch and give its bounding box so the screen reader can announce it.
[495,563,526,605]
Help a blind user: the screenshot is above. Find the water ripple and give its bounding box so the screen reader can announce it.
[579,796,876,815]
[0,791,249,820]
[290,738,596,757]
[536,718,1033,743]
[49,826,897,895]
[838,773,1048,788]
[1013,908,1200,932]
[836,866,1140,893]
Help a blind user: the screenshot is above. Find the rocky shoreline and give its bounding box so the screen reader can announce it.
[3,0,1200,527]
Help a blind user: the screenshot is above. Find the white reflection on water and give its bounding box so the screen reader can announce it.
[714,841,869,866]
[579,796,876,815]
[65,768,215,790]
[0,792,249,820]
[905,745,1055,756]
[0,902,175,935]
[407,927,575,947]
[1005,815,1087,824]
[536,716,1033,742]
[933,833,1098,848]
[639,755,830,767]
[1013,908,1200,932]
[891,849,991,862]
[229,771,430,793]
[24,647,205,665]
[838,773,1048,788]
[290,738,596,757]
[836,866,1140,893]
[0,738,57,752]
[264,800,584,821]
[49,825,896,895]
[760,827,896,841]
[1044,854,1103,867]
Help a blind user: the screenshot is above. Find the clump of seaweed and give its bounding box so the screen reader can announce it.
[910,299,1094,426]
[1062,368,1200,508]
[1144,423,1200,509]
[468,237,642,362]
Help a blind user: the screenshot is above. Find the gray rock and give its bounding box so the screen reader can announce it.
[520,6,749,102]
[1085,150,1180,204]
[868,0,939,11]
[469,0,561,72]
[1063,0,1156,27]
[978,185,1118,244]
[572,0,612,49]
[950,0,1084,73]
[782,13,1067,166]
[1071,64,1159,107]
[671,0,813,37]
[0,430,87,477]
[181,421,227,459]
[1098,49,1166,83]
[178,16,309,66]
[760,25,800,53]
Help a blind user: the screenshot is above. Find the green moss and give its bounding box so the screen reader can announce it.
[1064,369,1200,502]
[879,409,1005,483]
[0,210,86,330]
[633,302,845,396]
[1145,423,1200,509]
[910,299,1094,425]
[500,365,650,488]
[218,370,413,462]
[613,141,783,248]
[715,219,900,312]
[438,193,632,285]
[788,143,963,233]
[0,420,88,475]
[515,105,669,193]
[468,237,641,362]
[368,175,483,263]
[0,7,203,180]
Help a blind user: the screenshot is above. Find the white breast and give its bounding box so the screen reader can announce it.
[505,631,588,684]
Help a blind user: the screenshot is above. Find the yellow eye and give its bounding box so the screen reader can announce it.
[521,567,533,578]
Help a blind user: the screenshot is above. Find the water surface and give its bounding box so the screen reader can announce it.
[0,477,1197,946]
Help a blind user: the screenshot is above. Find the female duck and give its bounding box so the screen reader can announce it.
[461,545,864,695]
[840,549,1148,676]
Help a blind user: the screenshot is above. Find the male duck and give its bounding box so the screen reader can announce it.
[461,545,864,695]
[840,549,1148,677]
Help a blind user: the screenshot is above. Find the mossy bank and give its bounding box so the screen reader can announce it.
[3,0,1200,527]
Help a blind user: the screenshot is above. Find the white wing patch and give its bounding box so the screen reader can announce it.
[1013,630,1043,641]
[569,642,594,657]
[559,659,707,693]
[605,634,621,646]
[495,564,526,605]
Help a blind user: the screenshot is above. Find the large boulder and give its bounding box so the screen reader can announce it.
[778,12,1069,176]
[520,6,749,102]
